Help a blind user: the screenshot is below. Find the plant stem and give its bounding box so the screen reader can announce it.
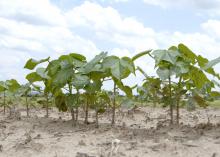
[75,107,78,122]
[95,107,99,128]
[111,82,116,126]
[45,93,49,118]
[168,75,173,124]
[26,94,29,117]
[176,76,182,125]
[84,94,89,124]
[75,90,79,123]
[68,83,76,126]
[71,108,75,125]
[153,91,157,107]
[3,90,5,115]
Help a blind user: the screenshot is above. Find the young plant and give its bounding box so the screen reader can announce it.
[46,53,88,125]
[0,79,20,114]
[102,55,135,125]
[24,57,51,117]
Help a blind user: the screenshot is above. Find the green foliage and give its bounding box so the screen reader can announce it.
[102,56,135,80]
[152,49,180,65]
[55,94,68,112]
[178,44,197,64]
[24,57,50,70]
[132,50,152,61]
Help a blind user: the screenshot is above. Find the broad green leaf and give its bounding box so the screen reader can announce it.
[121,57,135,74]
[84,80,102,93]
[55,94,67,112]
[24,57,50,70]
[103,56,133,80]
[189,67,210,89]
[178,43,197,64]
[47,60,60,76]
[65,94,79,108]
[36,67,50,79]
[6,79,20,92]
[156,67,171,80]
[72,74,90,89]
[168,46,178,51]
[70,53,86,61]
[102,56,119,69]
[193,94,208,108]
[0,81,8,91]
[18,83,32,95]
[197,55,216,76]
[174,61,190,75]
[82,52,107,74]
[26,72,42,83]
[152,49,180,65]
[210,91,220,97]
[53,66,74,87]
[103,56,122,79]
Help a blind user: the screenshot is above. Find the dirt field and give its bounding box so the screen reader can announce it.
[0,107,220,157]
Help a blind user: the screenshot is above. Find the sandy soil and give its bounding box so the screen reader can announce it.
[0,106,220,157]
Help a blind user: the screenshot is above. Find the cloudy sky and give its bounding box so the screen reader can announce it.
[0,0,220,87]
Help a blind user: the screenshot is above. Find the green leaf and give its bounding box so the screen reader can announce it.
[82,52,107,74]
[210,91,220,97]
[121,57,135,74]
[156,67,171,80]
[69,53,86,61]
[132,50,152,61]
[55,94,68,112]
[36,67,50,79]
[189,67,210,89]
[65,94,79,108]
[193,94,208,108]
[53,66,74,87]
[47,60,60,76]
[24,57,50,70]
[204,56,220,70]
[26,72,42,83]
[6,79,20,92]
[72,74,90,89]
[178,43,197,64]
[114,79,132,98]
[152,49,180,65]
[0,81,8,91]
[19,83,31,95]
[174,61,190,75]
[103,56,133,80]
[84,80,102,93]
[197,55,216,76]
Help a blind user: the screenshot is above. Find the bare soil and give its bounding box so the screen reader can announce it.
[0,107,220,157]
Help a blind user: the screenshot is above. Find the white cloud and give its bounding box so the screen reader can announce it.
[201,19,220,39]
[66,1,157,52]
[97,0,129,3]
[0,0,100,83]
[143,0,220,10]
[0,0,220,86]
[0,0,66,26]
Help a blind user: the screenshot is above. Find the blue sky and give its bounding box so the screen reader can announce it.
[0,0,220,87]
